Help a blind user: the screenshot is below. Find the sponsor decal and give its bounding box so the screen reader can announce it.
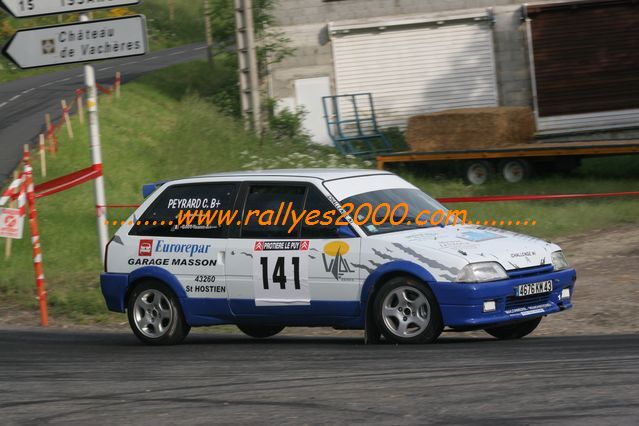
[155,239,210,257]
[254,240,309,251]
[0,208,24,239]
[438,240,478,249]
[322,241,354,281]
[511,251,536,258]
[458,230,504,242]
[127,258,217,266]
[138,239,211,257]
[138,239,153,256]
[505,303,551,315]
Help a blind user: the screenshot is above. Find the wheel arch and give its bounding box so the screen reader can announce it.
[125,266,187,308]
[361,261,439,320]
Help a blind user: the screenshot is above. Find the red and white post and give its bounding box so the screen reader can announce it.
[23,145,48,327]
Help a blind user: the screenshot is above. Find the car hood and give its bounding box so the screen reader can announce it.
[369,225,559,271]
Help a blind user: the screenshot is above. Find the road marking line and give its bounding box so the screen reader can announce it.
[21,88,35,94]
[40,82,53,87]
[9,94,21,101]
[169,50,187,56]
[76,73,84,77]
[143,57,159,61]
[193,46,207,51]
[0,102,7,108]
[121,61,139,66]
[98,66,113,71]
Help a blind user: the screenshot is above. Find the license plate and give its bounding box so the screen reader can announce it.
[516,280,553,297]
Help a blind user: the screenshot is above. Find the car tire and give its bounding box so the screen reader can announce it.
[484,317,542,340]
[127,280,190,345]
[373,277,443,344]
[237,325,285,338]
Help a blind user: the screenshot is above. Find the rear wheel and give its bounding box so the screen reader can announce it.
[484,317,542,340]
[500,159,531,183]
[463,160,493,185]
[237,325,285,338]
[127,281,190,345]
[373,277,443,344]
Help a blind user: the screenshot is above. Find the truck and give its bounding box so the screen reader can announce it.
[322,94,639,184]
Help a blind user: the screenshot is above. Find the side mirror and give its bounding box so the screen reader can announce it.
[337,225,357,238]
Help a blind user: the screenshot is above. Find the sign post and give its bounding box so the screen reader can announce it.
[0,0,140,18]
[79,12,110,262]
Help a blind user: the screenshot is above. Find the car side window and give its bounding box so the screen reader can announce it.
[240,185,306,238]
[130,183,237,238]
[301,186,345,239]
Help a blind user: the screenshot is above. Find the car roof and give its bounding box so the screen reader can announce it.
[192,168,392,182]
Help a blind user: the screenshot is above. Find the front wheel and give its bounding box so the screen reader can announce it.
[484,317,542,340]
[127,280,190,345]
[237,325,285,338]
[373,277,443,344]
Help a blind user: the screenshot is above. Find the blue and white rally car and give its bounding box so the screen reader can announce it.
[101,169,576,345]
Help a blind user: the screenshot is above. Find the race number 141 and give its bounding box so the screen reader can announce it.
[253,253,309,306]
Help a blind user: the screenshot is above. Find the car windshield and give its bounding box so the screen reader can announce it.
[341,188,449,235]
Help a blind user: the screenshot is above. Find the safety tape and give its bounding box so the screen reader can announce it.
[34,164,102,199]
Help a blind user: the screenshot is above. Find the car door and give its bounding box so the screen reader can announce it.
[300,185,361,317]
[127,182,237,304]
[226,182,361,318]
[226,182,309,315]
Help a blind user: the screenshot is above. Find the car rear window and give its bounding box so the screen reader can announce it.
[130,183,237,238]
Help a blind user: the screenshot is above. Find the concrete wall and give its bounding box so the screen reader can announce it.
[269,0,535,107]
[268,0,639,141]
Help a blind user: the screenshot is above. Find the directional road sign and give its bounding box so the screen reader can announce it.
[0,0,141,18]
[2,15,148,69]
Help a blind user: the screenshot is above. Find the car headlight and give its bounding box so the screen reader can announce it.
[551,250,569,271]
[457,262,508,283]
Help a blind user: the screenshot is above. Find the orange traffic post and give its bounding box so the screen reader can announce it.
[39,134,47,177]
[76,89,85,124]
[44,113,57,156]
[115,71,121,99]
[23,145,48,327]
[61,99,74,139]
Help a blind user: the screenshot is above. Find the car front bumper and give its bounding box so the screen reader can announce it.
[430,268,576,328]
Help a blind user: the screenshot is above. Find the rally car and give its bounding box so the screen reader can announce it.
[100,169,576,345]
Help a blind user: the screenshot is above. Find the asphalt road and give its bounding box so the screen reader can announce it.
[0,42,208,182]
[0,329,637,425]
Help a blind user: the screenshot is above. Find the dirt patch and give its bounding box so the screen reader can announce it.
[1,226,637,338]
[536,225,639,336]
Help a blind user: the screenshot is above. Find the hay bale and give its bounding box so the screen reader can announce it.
[405,107,535,152]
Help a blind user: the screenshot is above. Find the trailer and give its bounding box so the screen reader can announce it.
[376,140,639,184]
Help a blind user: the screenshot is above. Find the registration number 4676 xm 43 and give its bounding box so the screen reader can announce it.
[516,280,553,297]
